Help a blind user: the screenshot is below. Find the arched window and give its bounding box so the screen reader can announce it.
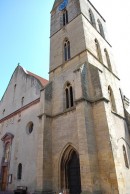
[97,19,105,38]
[89,9,96,29]
[17,163,22,180]
[13,84,17,101]
[14,84,16,93]
[65,82,74,109]
[63,9,68,26]
[64,39,71,61]
[95,39,103,63]
[3,109,5,116]
[104,49,112,71]
[26,121,34,134]
[21,97,24,107]
[108,86,116,112]
[123,145,129,168]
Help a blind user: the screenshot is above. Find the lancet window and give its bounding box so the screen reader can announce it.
[64,39,70,61]
[65,82,74,109]
[63,9,68,26]
[95,39,103,63]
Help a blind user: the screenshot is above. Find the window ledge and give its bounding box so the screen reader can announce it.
[111,110,125,119]
[51,106,76,118]
[64,106,76,113]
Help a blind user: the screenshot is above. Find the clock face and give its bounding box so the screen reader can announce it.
[58,0,68,11]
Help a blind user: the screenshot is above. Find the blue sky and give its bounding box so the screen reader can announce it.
[0,0,54,99]
[0,0,130,100]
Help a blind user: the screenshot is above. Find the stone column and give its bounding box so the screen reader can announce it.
[74,66,101,193]
[35,89,45,193]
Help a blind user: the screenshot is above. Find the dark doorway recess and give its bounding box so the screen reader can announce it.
[61,146,81,194]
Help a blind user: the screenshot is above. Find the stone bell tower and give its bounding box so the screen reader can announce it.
[41,0,130,193]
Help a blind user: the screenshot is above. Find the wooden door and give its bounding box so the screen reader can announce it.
[1,166,8,191]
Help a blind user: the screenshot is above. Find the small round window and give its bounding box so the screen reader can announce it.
[26,122,34,134]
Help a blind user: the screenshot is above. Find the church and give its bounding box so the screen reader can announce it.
[0,0,130,194]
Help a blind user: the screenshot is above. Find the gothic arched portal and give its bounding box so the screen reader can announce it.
[60,146,81,194]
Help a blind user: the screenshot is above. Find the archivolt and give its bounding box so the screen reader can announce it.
[117,137,130,149]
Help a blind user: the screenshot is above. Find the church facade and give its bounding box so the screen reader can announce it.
[0,0,130,194]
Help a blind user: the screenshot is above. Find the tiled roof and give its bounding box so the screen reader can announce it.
[20,65,48,87]
[27,71,48,87]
